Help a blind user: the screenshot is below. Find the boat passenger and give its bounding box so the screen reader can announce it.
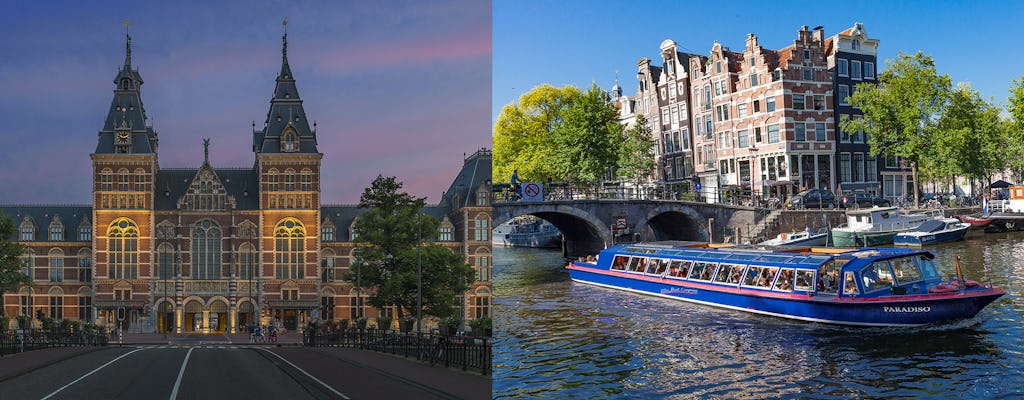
[844,273,858,294]
[776,270,793,291]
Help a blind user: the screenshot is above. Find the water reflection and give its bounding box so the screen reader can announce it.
[494,233,1024,399]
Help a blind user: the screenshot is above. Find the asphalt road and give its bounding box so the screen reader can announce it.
[0,345,469,400]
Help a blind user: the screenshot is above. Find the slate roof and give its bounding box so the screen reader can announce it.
[0,205,92,242]
[95,34,158,154]
[253,33,319,154]
[154,168,260,210]
[441,148,491,209]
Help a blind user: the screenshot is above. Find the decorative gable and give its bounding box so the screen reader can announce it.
[178,166,237,211]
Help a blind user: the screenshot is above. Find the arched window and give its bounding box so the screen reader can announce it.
[238,242,257,279]
[49,216,64,241]
[275,218,304,279]
[474,247,491,282]
[157,243,175,279]
[78,248,92,282]
[49,248,64,282]
[284,168,296,191]
[282,130,299,152]
[301,169,313,191]
[118,168,130,191]
[321,220,335,241]
[100,168,114,191]
[20,218,35,241]
[321,249,335,283]
[108,217,139,279]
[191,220,222,279]
[48,287,64,319]
[473,213,490,241]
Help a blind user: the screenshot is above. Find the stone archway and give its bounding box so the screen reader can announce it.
[639,204,710,242]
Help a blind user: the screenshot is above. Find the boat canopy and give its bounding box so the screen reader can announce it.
[618,244,833,270]
[915,219,947,233]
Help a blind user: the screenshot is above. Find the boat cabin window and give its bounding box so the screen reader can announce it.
[742,265,779,288]
[689,261,717,281]
[714,264,744,285]
[627,257,649,273]
[916,256,940,281]
[649,259,670,275]
[611,255,628,271]
[817,260,842,294]
[773,268,795,292]
[794,270,815,291]
[843,271,858,295]
[668,260,692,278]
[889,257,923,285]
[860,261,895,293]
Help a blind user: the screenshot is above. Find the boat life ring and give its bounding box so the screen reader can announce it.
[781,233,789,240]
[928,284,957,293]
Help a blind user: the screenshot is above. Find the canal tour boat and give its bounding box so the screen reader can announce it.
[567,242,1003,327]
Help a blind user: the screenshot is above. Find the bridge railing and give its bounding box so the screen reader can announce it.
[0,328,109,356]
[493,182,684,203]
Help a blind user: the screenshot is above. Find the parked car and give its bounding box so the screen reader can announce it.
[840,193,891,208]
[785,189,836,209]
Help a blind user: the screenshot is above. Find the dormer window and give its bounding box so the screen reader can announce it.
[852,39,861,51]
[282,131,299,152]
[20,218,35,241]
[49,217,64,241]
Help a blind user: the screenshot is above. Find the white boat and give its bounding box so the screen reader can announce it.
[758,228,829,246]
[493,216,561,248]
[893,218,970,246]
[831,206,943,247]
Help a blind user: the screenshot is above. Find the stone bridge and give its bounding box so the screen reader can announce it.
[493,200,763,256]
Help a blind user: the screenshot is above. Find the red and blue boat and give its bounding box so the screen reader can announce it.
[567,242,1003,327]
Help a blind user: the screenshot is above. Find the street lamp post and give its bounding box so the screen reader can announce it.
[358,261,366,318]
[416,212,422,334]
[163,265,167,339]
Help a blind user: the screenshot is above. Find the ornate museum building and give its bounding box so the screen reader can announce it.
[1,33,492,333]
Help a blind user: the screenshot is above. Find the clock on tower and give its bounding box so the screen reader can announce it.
[116,130,131,146]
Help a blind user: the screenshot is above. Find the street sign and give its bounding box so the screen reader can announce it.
[614,217,627,230]
[522,182,543,202]
[116,306,126,321]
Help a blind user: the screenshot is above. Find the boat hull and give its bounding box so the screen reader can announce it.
[893,226,969,246]
[958,214,993,228]
[831,229,900,247]
[567,263,1002,327]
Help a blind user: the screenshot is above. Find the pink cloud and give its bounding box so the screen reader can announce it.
[311,34,491,75]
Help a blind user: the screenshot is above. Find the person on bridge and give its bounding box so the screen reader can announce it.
[511,169,521,201]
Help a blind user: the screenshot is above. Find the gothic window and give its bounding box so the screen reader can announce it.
[49,216,64,241]
[79,218,92,241]
[301,169,313,191]
[134,169,146,191]
[239,242,257,279]
[20,218,35,241]
[101,169,114,191]
[48,287,63,319]
[118,169,130,191]
[284,169,296,191]
[321,250,335,283]
[282,130,299,152]
[108,217,139,279]
[473,214,490,241]
[49,248,64,282]
[158,243,175,279]
[78,248,92,282]
[321,220,335,241]
[275,218,305,279]
[191,220,222,280]
[268,169,280,191]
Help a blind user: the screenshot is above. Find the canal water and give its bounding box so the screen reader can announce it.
[492,233,1024,399]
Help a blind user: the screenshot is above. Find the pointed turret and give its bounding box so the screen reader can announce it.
[95,32,157,154]
[253,23,319,154]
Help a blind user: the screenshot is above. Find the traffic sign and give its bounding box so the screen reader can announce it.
[522,182,543,202]
[116,307,126,321]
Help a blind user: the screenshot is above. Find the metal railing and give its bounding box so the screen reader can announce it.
[304,329,491,376]
[0,328,109,356]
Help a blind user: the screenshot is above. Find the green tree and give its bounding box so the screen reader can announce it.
[933,84,1006,191]
[349,176,475,321]
[1007,76,1024,180]
[493,84,582,183]
[0,215,29,316]
[617,114,657,188]
[550,83,624,182]
[842,52,952,208]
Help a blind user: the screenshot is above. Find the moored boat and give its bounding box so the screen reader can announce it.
[758,228,828,246]
[957,214,994,228]
[493,216,561,248]
[893,218,970,246]
[831,207,941,247]
[567,242,1003,327]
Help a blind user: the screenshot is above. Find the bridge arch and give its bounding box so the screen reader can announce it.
[493,203,612,248]
[638,203,709,242]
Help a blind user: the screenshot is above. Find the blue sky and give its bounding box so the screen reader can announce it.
[0,0,491,204]
[493,0,1024,123]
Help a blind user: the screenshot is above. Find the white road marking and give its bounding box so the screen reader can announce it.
[259,348,350,399]
[168,347,195,400]
[41,347,146,400]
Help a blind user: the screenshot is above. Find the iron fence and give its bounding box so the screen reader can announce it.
[0,329,109,356]
[304,329,491,376]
